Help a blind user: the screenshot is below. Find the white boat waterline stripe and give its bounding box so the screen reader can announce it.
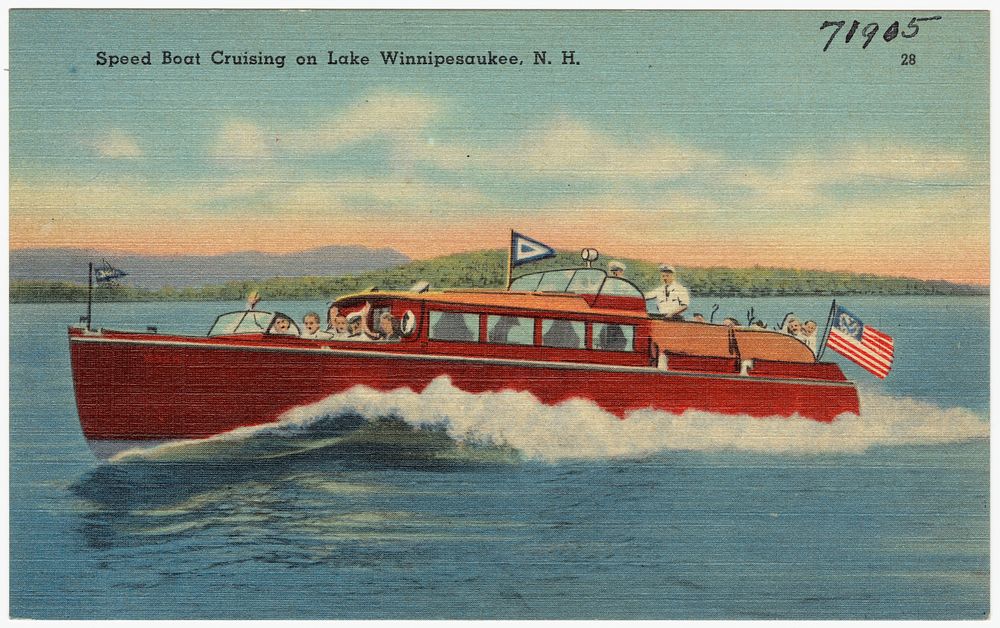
[69,335,856,388]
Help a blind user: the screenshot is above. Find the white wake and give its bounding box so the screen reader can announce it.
[265,376,989,460]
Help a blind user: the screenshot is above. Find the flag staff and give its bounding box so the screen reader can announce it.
[505,230,514,290]
[85,262,93,331]
[816,299,837,360]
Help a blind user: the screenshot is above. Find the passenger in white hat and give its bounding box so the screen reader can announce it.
[344,311,373,341]
[645,264,689,319]
[608,260,626,278]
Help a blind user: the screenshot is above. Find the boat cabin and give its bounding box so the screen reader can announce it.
[205,266,828,380]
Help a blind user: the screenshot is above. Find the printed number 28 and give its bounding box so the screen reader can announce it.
[901,53,916,65]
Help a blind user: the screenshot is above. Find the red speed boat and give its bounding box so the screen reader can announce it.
[68,265,860,450]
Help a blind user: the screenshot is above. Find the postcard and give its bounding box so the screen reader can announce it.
[8,9,989,619]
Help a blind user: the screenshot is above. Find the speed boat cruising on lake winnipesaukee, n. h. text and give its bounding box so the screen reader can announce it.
[94,49,535,70]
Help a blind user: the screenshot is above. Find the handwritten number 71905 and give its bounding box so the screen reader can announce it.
[820,16,941,51]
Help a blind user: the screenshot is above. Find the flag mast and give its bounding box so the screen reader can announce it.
[816,299,837,360]
[505,229,514,290]
[85,262,93,331]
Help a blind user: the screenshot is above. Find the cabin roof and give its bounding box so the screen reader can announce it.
[334,289,650,319]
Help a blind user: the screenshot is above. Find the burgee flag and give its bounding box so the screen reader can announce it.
[94,259,128,284]
[825,305,894,379]
[510,232,556,267]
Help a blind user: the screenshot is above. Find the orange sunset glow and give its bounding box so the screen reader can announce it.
[10,208,989,285]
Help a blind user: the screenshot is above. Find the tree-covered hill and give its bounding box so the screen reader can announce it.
[10,249,988,303]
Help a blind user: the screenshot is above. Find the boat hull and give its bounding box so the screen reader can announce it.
[69,330,860,441]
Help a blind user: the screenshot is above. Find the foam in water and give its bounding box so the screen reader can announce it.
[117,376,988,462]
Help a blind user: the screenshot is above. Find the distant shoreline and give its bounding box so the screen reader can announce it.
[9,250,989,304]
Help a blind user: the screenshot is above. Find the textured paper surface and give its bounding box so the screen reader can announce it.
[8,10,989,619]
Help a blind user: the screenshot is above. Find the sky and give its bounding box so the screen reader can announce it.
[8,10,990,284]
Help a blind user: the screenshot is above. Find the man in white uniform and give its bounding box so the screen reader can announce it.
[646,264,689,319]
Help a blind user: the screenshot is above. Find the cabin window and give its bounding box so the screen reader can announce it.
[510,274,543,292]
[592,322,635,352]
[486,315,534,345]
[429,311,480,342]
[541,319,585,349]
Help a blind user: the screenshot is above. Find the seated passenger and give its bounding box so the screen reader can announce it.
[779,313,799,335]
[488,316,522,344]
[432,311,475,342]
[596,324,627,351]
[722,317,740,327]
[343,312,373,341]
[360,302,401,341]
[543,320,580,348]
[326,304,340,331]
[691,313,706,323]
[271,316,298,336]
[328,314,349,339]
[802,320,818,352]
[374,313,402,341]
[301,312,333,339]
[786,318,803,337]
[779,314,810,345]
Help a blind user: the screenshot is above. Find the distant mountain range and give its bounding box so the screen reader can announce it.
[9,246,411,289]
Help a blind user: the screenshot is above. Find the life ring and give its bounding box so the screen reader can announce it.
[401,311,417,337]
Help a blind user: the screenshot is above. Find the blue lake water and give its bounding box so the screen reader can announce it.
[9,296,989,619]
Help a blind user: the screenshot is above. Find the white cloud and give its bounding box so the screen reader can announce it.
[514,117,718,179]
[723,144,986,209]
[279,91,442,155]
[93,129,142,159]
[409,116,721,181]
[280,176,486,214]
[211,120,275,160]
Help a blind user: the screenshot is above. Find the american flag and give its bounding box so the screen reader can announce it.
[825,305,894,379]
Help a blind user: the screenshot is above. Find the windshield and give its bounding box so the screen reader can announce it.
[208,310,273,336]
[510,273,542,292]
[566,269,606,294]
[511,268,621,295]
[509,273,543,291]
[536,270,576,292]
[510,269,644,300]
[600,277,643,298]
